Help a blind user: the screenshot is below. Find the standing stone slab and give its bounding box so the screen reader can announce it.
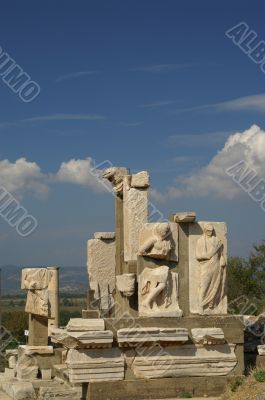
[189,221,228,315]
[87,234,115,311]
[123,173,149,262]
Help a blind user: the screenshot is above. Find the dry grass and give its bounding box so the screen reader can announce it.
[221,369,265,400]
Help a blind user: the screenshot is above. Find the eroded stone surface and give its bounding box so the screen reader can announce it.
[21,268,51,317]
[174,211,196,223]
[66,318,105,332]
[130,171,150,188]
[123,174,149,262]
[102,167,129,196]
[11,382,36,400]
[66,348,124,383]
[87,235,115,311]
[51,328,113,349]
[117,327,188,347]
[191,328,226,345]
[189,222,228,315]
[127,344,237,379]
[18,345,54,355]
[116,274,136,297]
[94,232,115,240]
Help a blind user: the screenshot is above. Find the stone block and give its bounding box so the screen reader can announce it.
[18,345,53,355]
[191,328,226,345]
[66,348,124,383]
[12,382,36,400]
[117,327,189,347]
[126,344,237,379]
[51,328,113,349]
[40,368,52,380]
[89,376,241,399]
[94,232,115,240]
[66,318,105,332]
[130,171,150,188]
[174,211,196,223]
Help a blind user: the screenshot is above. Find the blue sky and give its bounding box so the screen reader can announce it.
[0,0,265,267]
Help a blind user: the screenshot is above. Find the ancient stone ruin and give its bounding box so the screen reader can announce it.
[0,167,246,399]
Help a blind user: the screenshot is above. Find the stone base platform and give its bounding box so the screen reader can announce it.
[88,376,242,400]
[105,315,244,376]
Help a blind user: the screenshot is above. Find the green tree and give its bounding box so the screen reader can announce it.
[227,241,265,315]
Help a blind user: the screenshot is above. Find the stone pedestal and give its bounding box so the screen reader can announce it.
[28,314,48,346]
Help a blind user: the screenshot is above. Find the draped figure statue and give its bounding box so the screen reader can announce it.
[195,223,226,314]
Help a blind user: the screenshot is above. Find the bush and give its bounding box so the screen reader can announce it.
[254,370,265,382]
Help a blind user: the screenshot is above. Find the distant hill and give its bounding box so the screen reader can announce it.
[0,265,88,295]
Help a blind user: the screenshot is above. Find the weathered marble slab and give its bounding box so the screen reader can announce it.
[189,221,228,315]
[18,345,54,355]
[87,234,116,311]
[51,328,113,349]
[66,318,105,332]
[66,348,124,383]
[191,328,226,345]
[117,327,188,347]
[126,344,237,379]
[123,173,149,261]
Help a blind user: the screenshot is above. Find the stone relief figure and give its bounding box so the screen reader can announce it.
[196,223,227,314]
[139,266,182,317]
[141,265,170,310]
[139,222,172,260]
[22,269,51,317]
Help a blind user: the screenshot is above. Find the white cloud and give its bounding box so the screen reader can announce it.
[0,158,49,198]
[23,114,105,123]
[56,158,109,192]
[140,100,175,109]
[55,71,99,82]
[130,63,194,73]
[174,94,265,114]
[162,125,265,200]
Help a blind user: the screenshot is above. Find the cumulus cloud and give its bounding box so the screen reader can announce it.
[56,157,109,192]
[0,158,49,198]
[163,125,265,200]
[0,156,111,199]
